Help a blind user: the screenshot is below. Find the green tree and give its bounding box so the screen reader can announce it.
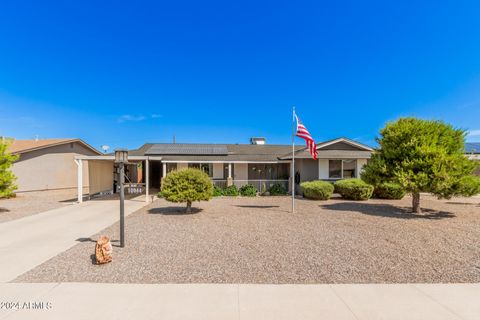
[159,168,213,213]
[361,118,480,213]
[0,139,19,198]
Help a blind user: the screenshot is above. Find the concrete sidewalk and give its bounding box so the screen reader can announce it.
[0,283,479,319]
[0,198,147,283]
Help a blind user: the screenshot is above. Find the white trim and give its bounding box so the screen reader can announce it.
[145,159,149,203]
[74,155,162,161]
[74,159,83,203]
[316,138,374,151]
[327,159,358,179]
[161,160,290,164]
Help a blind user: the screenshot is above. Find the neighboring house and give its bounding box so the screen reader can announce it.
[8,139,101,192]
[75,137,373,202]
[465,142,480,175]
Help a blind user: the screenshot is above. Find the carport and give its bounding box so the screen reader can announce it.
[74,155,162,203]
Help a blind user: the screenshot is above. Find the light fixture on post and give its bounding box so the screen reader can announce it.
[114,149,129,248]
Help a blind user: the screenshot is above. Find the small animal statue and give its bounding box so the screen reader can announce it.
[95,235,113,264]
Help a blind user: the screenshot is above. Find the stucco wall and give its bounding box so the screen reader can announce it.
[88,160,114,195]
[295,159,318,182]
[12,142,98,192]
[212,163,224,179]
[177,163,188,170]
[234,163,248,180]
[356,159,368,176]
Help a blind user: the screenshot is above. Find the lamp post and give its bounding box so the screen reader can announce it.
[115,149,128,248]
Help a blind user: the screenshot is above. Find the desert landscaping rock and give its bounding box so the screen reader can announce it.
[15,195,480,284]
[0,189,78,223]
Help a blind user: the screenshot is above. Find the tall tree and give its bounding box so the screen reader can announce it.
[362,118,480,213]
[0,139,19,198]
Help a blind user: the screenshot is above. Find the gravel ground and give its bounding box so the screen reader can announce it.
[15,194,480,284]
[0,189,79,223]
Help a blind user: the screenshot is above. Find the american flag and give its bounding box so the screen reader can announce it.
[295,114,317,160]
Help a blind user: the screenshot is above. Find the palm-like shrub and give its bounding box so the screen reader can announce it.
[160,168,213,213]
[334,178,374,200]
[301,180,334,200]
[239,184,257,197]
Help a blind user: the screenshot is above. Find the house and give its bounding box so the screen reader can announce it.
[8,138,101,192]
[75,137,373,202]
[465,142,480,175]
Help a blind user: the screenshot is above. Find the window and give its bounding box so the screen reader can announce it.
[188,163,213,177]
[328,160,357,179]
[328,160,342,179]
[166,163,177,173]
[342,160,356,178]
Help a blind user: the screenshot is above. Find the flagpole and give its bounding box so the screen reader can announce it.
[291,106,295,213]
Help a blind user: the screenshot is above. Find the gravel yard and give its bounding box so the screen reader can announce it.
[15,195,480,284]
[0,189,79,223]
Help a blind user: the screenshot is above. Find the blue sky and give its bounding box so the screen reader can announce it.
[1,0,480,151]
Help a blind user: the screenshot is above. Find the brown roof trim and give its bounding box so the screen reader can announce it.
[9,138,101,155]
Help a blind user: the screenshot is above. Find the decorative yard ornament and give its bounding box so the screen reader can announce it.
[95,235,113,264]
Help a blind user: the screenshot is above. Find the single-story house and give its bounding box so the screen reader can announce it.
[8,138,101,192]
[75,137,373,202]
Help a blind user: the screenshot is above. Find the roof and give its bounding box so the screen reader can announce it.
[465,142,480,154]
[129,138,373,162]
[279,137,374,159]
[145,144,228,155]
[7,138,101,155]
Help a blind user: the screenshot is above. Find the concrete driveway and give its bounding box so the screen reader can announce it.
[0,197,148,283]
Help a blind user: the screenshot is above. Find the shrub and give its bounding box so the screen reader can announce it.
[239,184,257,197]
[0,140,18,199]
[213,185,224,197]
[334,178,374,200]
[268,183,287,196]
[373,182,406,199]
[223,185,239,196]
[300,180,334,200]
[159,168,213,213]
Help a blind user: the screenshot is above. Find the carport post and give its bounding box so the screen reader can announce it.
[75,159,83,203]
[145,159,149,203]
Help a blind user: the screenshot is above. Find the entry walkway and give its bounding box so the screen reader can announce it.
[0,197,148,283]
[0,283,479,319]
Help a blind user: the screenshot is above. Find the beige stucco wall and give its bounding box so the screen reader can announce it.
[234,163,248,180]
[212,163,224,179]
[12,142,98,192]
[177,163,188,170]
[357,159,368,177]
[88,160,114,195]
[295,159,318,182]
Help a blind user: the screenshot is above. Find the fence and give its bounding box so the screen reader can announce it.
[212,179,289,193]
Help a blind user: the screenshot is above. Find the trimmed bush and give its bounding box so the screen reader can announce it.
[239,184,257,197]
[160,168,213,213]
[334,178,374,200]
[213,185,224,197]
[373,182,406,199]
[223,185,239,196]
[268,183,287,196]
[300,180,334,200]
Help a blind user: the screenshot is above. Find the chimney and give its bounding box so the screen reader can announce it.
[250,137,266,145]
